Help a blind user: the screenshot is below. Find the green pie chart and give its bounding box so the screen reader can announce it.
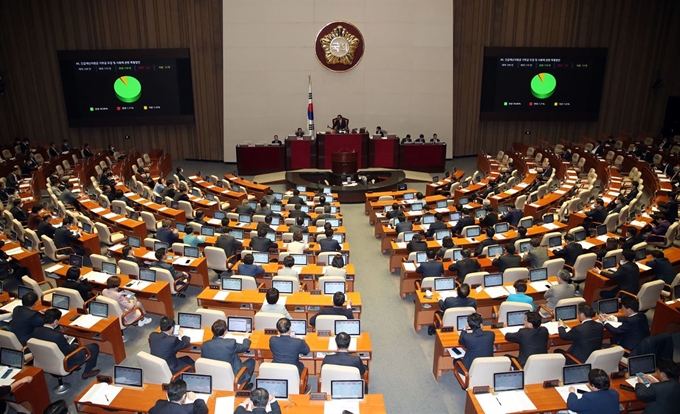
[113,76,142,103]
[530,73,556,99]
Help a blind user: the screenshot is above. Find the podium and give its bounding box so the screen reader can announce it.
[236,145,286,175]
[285,136,317,170]
[331,152,358,175]
[317,133,369,169]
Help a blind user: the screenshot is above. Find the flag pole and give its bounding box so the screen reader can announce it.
[307,75,315,136]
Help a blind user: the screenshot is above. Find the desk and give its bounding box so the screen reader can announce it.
[197,289,362,323]
[425,171,466,196]
[317,133,369,170]
[236,145,286,176]
[224,174,270,201]
[0,240,43,282]
[75,381,387,413]
[8,366,50,414]
[286,136,317,170]
[79,199,148,240]
[651,299,680,334]
[369,136,399,168]
[399,143,446,172]
[58,309,126,364]
[464,380,639,413]
[187,175,247,206]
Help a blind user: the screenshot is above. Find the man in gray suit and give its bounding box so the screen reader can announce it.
[201,320,255,385]
[524,238,549,268]
[543,269,576,312]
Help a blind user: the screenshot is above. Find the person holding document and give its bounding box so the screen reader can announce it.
[566,368,619,413]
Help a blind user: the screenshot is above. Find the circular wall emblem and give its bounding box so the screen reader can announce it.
[315,21,365,72]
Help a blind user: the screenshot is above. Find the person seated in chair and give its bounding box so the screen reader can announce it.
[438,283,477,314]
[634,358,680,413]
[151,249,190,289]
[11,292,45,346]
[149,316,195,375]
[329,114,348,132]
[600,249,639,299]
[62,266,95,301]
[598,296,649,352]
[310,292,353,327]
[201,319,255,386]
[237,253,265,278]
[102,275,152,327]
[556,303,603,365]
[149,378,208,414]
[322,332,367,377]
[553,234,583,267]
[406,233,428,253]
[505,280,535,310]
[491,243,521,272]
[504,311,549,367]
[448,248,480,283]
[250,228,278,252]
[566,368,619,413]
[269,318,310,374]
[458,313,495,370]
[234,387,281,414]
[474,227,496,257]
[182,225,206,248]
[319,228,342,252]
[416,249,444,280]
[260,288,292,319]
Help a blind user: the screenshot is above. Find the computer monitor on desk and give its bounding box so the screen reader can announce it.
[548,236,562,247]
[457,315,469,331]
[506,310,529,327]
[555,305,577,321]
[563,364,591,385]
[434,277,455,292]
[628,354,656,375]
[114,366,143,388]
[529,267,548,282]
[484,273,503,288]
[493,371,524,392]
[256,379,288,400]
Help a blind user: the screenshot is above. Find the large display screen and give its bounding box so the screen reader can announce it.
[480,48,607,121]
[58,49,195,126]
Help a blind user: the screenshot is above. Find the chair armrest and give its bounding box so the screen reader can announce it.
[510,356,522,371]
[414,280,422,291]
[63,345,91,372]
[616,290,637,300]
[256,283,266,290]
[434,312,443,329]
[537,305,554,320]
[299,367,309,394]
[121,306,144,327]
[173,275,190,292]
[171,365,195,381]
[55,246,73,254]
[38,280,56,289]
[82,293,99,309]
[563,353,582,365]
[20,344,33,363]
[226,255,238,272]
[234,366,248,390]
[563,264,574,272]
[453,359,469,389]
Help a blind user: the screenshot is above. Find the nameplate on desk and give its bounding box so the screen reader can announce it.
[236,390,251,397]
[472,386,490,394]
[543,379,559,388]
[491,322,504,329]
[209,284,220,290]
[264,329,278,335]
[310,290,321,295]
[258,288,268,293]
[310,392,327,401]
[441,327,454,333]
[610,371,626,379]
[97,375,112,384]
[317,330,332,337]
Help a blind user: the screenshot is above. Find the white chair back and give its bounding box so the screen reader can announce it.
[254,312,285,330]
[195,358,237,391]
[315,315,347,332]
[259,362,302,395]
[503,268,529,284]
[441,307,476,329]
[585,346,625,374]
[196,309,227,327]
[637,280,665,312]
[118,260,140,277]
[319,364,360,393]
[466,357,511,390]
[232,275,259,290]
[204,246,228,271]
[137,351,173,384]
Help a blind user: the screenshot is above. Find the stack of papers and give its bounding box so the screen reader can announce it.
[402,262,416,272]
[556,384,589,405]
[91,207,105,214]
[143,251,158,260]
[82,271,111,284]
[124,192,136,197]
[596,235,611,242]
[605,320,622,328]
[79,383,123,406]
[542,321,560,335]
[476,390,536,413]
[213,291,230,301]
[70,314,103,329]
[103,213,117,219]
[115,218,127,223]
[214,396,235,412]
[577,241,596,250]
[629,220,648,227]
[636,263,651,271]
[499,326,523,335]
[484,286,510,298]
[0,300,22,313]
[395,242,407,249]
[543,223,560,230]
[437,291,457,301]
[4,248,24,256]
[529,281,552,292]
[435,207,450,213]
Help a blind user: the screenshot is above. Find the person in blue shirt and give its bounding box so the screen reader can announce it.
[238,253,265,278]
[183,225,206,247]
[505,280,534,310]
[567,368,619,414]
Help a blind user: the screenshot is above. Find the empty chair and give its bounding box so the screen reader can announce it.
[118,260,140,277]
[503,268,529,284]
[258,362,308,395]
[254,312,285,330]
[137,351,192,384]
[141,211,161,234]
[178,200,194,219]
[28,338,94,394]
[620,279,665,312]
[463,271,488,287]
[569,253,597,283]
[22,276,56,302]
[579,346,625,374]
[520,354,566,384]
[90,254,113,271]
[515,195,527,211]
[195,358,245,391]
[544,258,565,277]
[319,364,361,394]
[196,309,227,328]
[94,222,125,246]
[232,275,259,290]
[204,246,228,273]
[454,356,511,390]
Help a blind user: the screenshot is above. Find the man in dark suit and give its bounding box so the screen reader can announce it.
[149,378,209,414]
[395,215,412,234]
[458,313,495,370]
[270,318,310,374]
[504,311,549,367]
[474,228,496,257]
[54,216,86,257]
[10,292,44,346]
[599,296,649,352]
[32,308,100,379]
[448,249,481,283]
[59,182,79,206]
[250,228,277,252]
[319,229,342,252]
[48,142,60,158]
[600,249,640,299]
[288,204,310,220]
[566,368,619,413]
[647,249,676,285]
[661,191,678,222]
[288,216,308,234]
[635,358,680,413]
[313,205,336,226]
[81,143,93,158]
[624,181,640,202]
[172,186,190,202]
[149,316,194,374]
[216,224,243,258]
[453,209,475,236]
[322,332,367,376]
[501,205,523,227]
[556,303,604,364]
[9,199,28,223]
[287,189,303,206]
[6,166,20,189]
[416,250,444,278]
[61,139,71,152]
[584,198,607,228]
[37,214,56,239]
[553,234,583,266]
[255,200,272,217]
[491,243,521,272]
[234,388,282,414]
[438,283,477,312]
[157,220,180,245]
[424,213,448,238]
[201,320,254,384]
[406,233,427,252]
[310,292,353,327]
[620,228,644,250]
[479,206,498,228]
[386,202,403,220]
[330,115,348,132]
[62,266,95,301]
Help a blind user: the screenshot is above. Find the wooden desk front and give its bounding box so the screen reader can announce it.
[58,309,126,364]
[9,366,50,414]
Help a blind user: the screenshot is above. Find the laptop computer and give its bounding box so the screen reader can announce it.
[52,293,70,311]
[128,236,141,248]
[428,275,454,292]
[177,312,202,329]
[519,218,533,229]
[88,301,109,318]
[81,223,92,234]
[459,197,469,205]
[596,298,619,314]
[256,379,288,400]
[498,205,509,214]
[410,203,423,212]
[227,316,253,333]
[475,209,487,218]
[422,215,436,225]
[184,246,200,258]
[494,371,524,392]
[274,192,283,200]
[253,252,269,264]
[272,280,294,294]
[462,181,470,189]
[113,205,123,215]
[457,315,469,331]
[507,310,528,327]
[129,211,140,221]
[403,232,416,242]
[465,227,481,238]
[324,281,346,295]
[238,214,252,223]
[331,380,365,400]
[563,364,591,385]
[634,248,647,261]
[449,212,461,222]
[290,254,308,266]
[231,229,244,240]
[170,201,180,210]
[213,210,226,220]
[139,268,157,282]
[23,238,33,252]
[102,261,117,276]
[494,222,510,233]
[296,185,306,192]
[487,245,503,257]
[326,218,341,228]
[201,226,215,237]
[69,254,84,268]
[628,354,656,375]
[176,222,187,234]
[334,319,360,336]
[300,205,309,213]
[289,319,307,336]
[323,187,332,194]
[153,241,169,252]
[17,285,32,299]
[265,232,277,242]
[543,214,554,224]
[436,200,447,209]
[529,267,548,282]
[602,256,617,272]
[248,201,258,210]
[403,193,415,200]
[271,204,282,213]
[221,277,242,291]
[154,196,163,204]
[205,193,215,201]
[397,183,407,191]
[519,241,532,253]
[435,229,451,240]
[181,373,213,396]
[555,304,578,321]
[415,252,427,263]
[573,230,587,242]
[548,236,562,247]
[596,225,607,236]
[0,348,23,379]
[484,273,503,287]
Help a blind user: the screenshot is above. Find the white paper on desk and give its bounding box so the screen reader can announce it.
[484,286,510,298]
[82,271,110,284]
[215,396,235,412]
[52,222,64,228]
[329,337,357,352]
[0,299,21,313]
[606,320,622,328]
[79,383,123,406]
[504,286,516,295]
[143,251,158,260]
[225,333,247,344]
[109,243,125,251]
[181,328,205,343]
[625,377,648,388]
[498,390,537,413]
[172,257,194,266]
[126,280,152,291]
[159,207,169,212]
[435,207,450,213]
[491,195,502,200]
[114,218,127,223]
[629,220,648,227]
[71,314,103,329]
[124,192,135,197]
[213,291,230,301]
[446,347,466,358]
[4,248,24,256]
[143,201,154,206]
[395,242,407,249]
[91,207,105,214]
[438,291,457,301]
[556,384,589,410]
[494,233,506,240]
[403,262,416,272]
[324,400,360,414]
[208,218,221,226]
[529,281,551,293]
[595,235,611,242]
[499,326,523,335]
[577,241,596,250]
[543,223,560,230]
[103,212,117,219]
[636,262,651,271]
[408,211,423,216]
[528,203,540,208]
[602,197,612,203]
[543,321,560,335]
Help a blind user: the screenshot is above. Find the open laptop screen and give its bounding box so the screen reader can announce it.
[596,298,619,314]
[452,249,463,261]
[17,286,32,299]
[507,310,528,327]
[231,229,244,240]
[114,366,143,387]
[465,227,481,238]
[555,305,577,321]
[602,255,617,270]
[457,315,469,331]
[253,252,269,264]
[184,246,200,258]
[272,280,293,294]
[0,348,23,370]
[222,277,242,291]
[256,379,288,399]
[331,380,364,400]
[548,236,562,247]
[573,230,586,242]
[52,293,70,311]
[201,226,215,236]
[628,354,656,375]
[434,277,455,292]
[291,254,308,266]
[335,319,360,336]
[403,232,416,242]
[102,261,117,275]
[422,215,436,224]
[181,373,212,395]
[494,371,524,392]
[128,236,141,248]
[634,248,647,261]
[416,252,427,263]
[227,316,252,333]
[596,225,607,236]
[89,301,109,318]
[487,245,503,257]
[529,267,548,282]
[153,241,169,252]
[563,364,591,385]
[213,210,226,220]
[238,214,252,223]
[324,282,346,295]
[178,312,201,329]
[494,222,509,233]
[519,241,532,253]
[139,268,157,282]
[520,218,533,229]
[484,273,503,287]
[69,254,84,268]
[435,229,451,240]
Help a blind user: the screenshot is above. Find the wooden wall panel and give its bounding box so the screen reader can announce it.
[453,0,680,157]
[0,0,223,160]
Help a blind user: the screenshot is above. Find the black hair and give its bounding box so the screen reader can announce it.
[266,288,280,304]
[525,311,541,328]
[620,295,639,312]
[335,332,351,349]
[468,313,483,330]
[333,291,345,307]
[160,316,175,332]
[588,368,610,390]
[276,317,291,333]
[167,379,188,402]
